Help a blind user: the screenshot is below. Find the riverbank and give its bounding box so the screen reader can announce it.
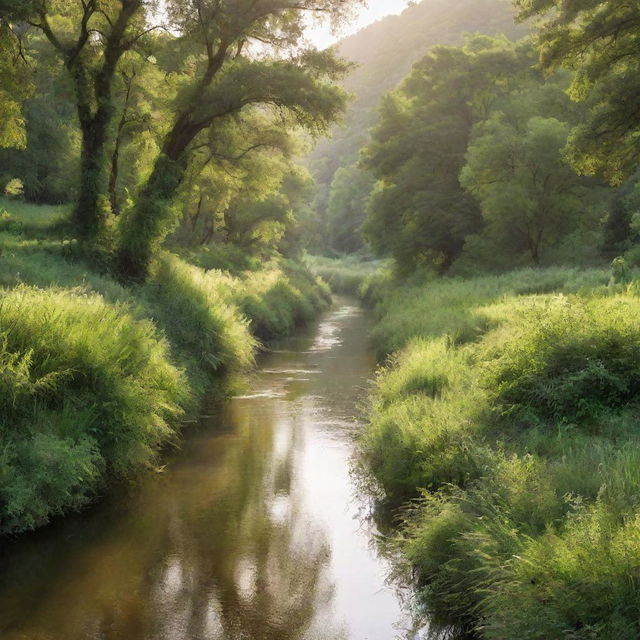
[0,199,330,535]
[358,265,640,639]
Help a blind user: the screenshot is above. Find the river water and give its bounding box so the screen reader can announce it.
[0,299,422,640]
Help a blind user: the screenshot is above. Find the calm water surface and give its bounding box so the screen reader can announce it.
[0,299,424,640]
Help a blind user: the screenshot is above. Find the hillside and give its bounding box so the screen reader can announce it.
[307,0,528,220]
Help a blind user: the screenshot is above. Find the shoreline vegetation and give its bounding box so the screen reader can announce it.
[311,256,640,640]
[0,199,331,536]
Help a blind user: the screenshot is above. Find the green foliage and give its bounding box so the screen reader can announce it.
[0,35,80,203]
[362,267,640,637]
[325,165,373,254]
[461,112,596,264]
[142,254,256,387]
[307,0,525,253]
[367,266,609,358]
[363,337,485,503]
[305,254,383,295]
[0,19,32,149]
[3,177,23,199]
[484,297,640,424]
[117,47,354,281]
[362,36,541,273]
[515,0,640,185]
[0,285,185,533]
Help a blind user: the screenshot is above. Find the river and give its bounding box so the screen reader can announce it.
[0,298,423,640]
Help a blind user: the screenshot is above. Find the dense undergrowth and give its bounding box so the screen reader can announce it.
[359,264,640,639]
[0,199,330,535]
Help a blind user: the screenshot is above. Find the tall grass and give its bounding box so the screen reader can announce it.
[367,267,612,358]
[0,286,185,533]
[362,266,640,638]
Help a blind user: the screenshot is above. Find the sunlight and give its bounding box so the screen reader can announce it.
[305,0,412,49]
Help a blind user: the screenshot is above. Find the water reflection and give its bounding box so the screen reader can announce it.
[0,299,418,640]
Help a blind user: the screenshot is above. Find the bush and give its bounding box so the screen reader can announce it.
[143,254,255,389]
[366,267,611,358]
[305,254,384,296]
[483,500,640,640]
[4,178,24,199]
[363,338,487,503]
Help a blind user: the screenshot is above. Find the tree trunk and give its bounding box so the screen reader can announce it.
[108,141,121,217]
[109,73,136,217]
[116,151,190,282]
[116,114,207,281]
[71,111,112,245]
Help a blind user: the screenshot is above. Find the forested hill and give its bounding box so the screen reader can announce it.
[307,0,527,235]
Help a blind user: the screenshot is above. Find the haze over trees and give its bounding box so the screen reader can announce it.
[304,0,640,274]
[306,0,526,255]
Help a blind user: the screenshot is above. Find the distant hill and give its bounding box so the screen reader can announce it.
[307,0,528,217]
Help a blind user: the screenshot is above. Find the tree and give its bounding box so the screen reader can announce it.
[325,165,372,254]
[1,0,153,244]
[362,36,531,273]
[115,0,357,282]
[173,108,310,255]
[0,17,33,149]
[460,113,591,264]
[515,0,640,184]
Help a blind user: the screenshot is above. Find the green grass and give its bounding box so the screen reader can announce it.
[0,199,330,534]
[362,266,640,638]
[367,267,613,358]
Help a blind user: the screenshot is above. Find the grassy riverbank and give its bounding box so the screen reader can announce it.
[0,199,330,535]
[360,265,640,639]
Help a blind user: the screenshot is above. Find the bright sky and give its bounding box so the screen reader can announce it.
[306,0,413,49]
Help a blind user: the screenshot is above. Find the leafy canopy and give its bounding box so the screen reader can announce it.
[515,0,640,184]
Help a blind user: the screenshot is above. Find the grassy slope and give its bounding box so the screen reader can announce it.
[359,265,640,639]
[0,198,330,535]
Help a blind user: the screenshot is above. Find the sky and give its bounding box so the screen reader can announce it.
[306,0,413,49]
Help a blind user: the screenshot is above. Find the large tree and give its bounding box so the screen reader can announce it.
[515,0,640,184]
[325,164,372,254]
[362,36,532,273]
[1,0,153,243]
[115,0,357,281]
[461,114,590,264]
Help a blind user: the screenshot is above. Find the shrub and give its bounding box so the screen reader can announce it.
[483,501,640,640]
[143,254,255,389]
[363,338,487,503]
[362,266,640,638]
[305,254,384,295]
